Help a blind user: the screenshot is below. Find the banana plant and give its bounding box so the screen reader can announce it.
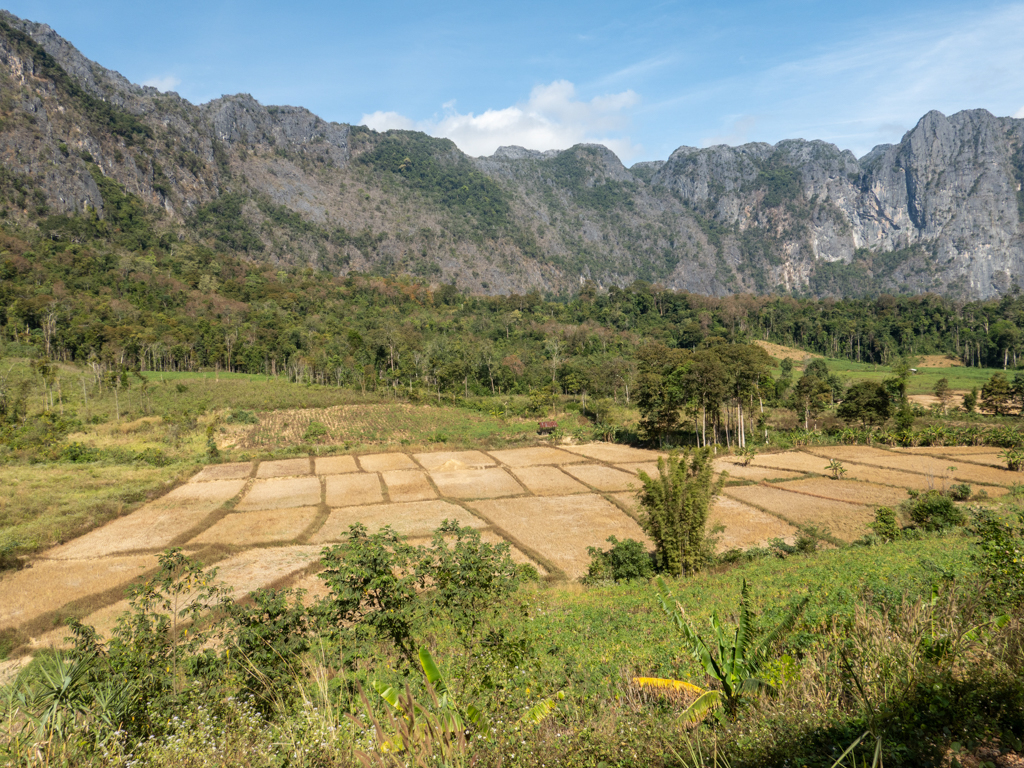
[643,577,807,722]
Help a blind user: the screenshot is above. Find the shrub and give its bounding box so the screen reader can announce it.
[583,536,655,583]
[901,490,964,532]
[302,420,329,442]
[227,409,259,425]
[948,483,972,501]
[869,506,901,540]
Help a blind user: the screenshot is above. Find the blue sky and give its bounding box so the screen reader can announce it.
[6,0,1024,163]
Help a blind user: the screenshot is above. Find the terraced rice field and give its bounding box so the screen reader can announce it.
[4,442,1020,653]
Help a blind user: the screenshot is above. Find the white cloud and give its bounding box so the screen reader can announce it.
[142,76,181,92]
[1014,105,1024,119]
[360,80,642,162]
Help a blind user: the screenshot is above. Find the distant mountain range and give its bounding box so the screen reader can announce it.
[2,10,1023,299]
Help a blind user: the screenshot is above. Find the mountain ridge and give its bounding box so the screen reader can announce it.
[2,10,1023,299]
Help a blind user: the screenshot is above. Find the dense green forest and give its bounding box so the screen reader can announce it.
[3,202,1024,396]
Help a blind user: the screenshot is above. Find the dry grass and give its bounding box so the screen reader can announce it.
[510,466,590,496]
[468,495,650,580]
[708,496,797,552]
[838,462,1005,494]
[311,500,485,541]
[256,457,312,479]
[188,507,320,546]
[381,470,438,502]
[749,451,837,475]
[805,446,1016,487]
[561,443,665,464]
[45,478,247,558]
[0,462,189,552]
[614,462,662,477]
[207,545,324,597]
[0,555,157,630]
[428,468,525,499]
[753,340,820,361]
[191,462,254,482]
[358,453,418,472]
[562,464,643,492]
[413,450,496,471]
[767,477,910,508]
[713,459,808,482]
[314,455,360,475]
[324,474,384,506]
[724,484,876,541]
[916,354,964,368]
[237,477,321,511]
[486,446,584,467]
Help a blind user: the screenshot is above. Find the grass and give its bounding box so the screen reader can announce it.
[773,354,1002,395]
[0,462,191,553]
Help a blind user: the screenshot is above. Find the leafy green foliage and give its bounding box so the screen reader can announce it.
[189,192,264,252]
[584,535,655,583]
[970,508,1024,611]
[654,576,807,720]
[637,449,723,577]
[357,131,514,238]
[900,490,964,532]
[868,506,901,541]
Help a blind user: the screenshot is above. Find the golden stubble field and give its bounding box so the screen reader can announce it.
[3,443,1020,654]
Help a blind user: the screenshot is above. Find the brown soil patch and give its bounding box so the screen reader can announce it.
[753,340,820,362]
[192,462,253,482]
[381,470,438,502]
[47,479,247,559]
[724,485,876,542]
[767,478,908,508]
[429,467,525,499]
[324,474,384,507]
[413,450,496,471]
[358,453,418,472]
[908,394,967,409]
[209,546,323,596]
[0,555,156,630]
[315,455,359,475]
[468,495,650,580]
[256,458,312,479]
[312,500,484,542]
[237,477,321,511]
[917,354,964,368]
[189,507,320,546]
[712,460,807,482]
[709,497,797,552]
[486,446,583,467]
[805,447,1015,487]
[563,464,643,492]
[510,466,590,496]
[562,443,665,464]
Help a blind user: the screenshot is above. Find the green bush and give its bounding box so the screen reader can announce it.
[869,506,901,540]
[227,409,259,425]
[901,490,964,532]
[302,420,329,442]
[583,536,654,583]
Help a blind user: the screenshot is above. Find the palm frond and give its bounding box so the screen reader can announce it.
[633,677,706,695]
[680,689,723,723]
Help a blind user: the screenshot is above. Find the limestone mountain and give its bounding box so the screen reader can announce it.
[2,10,1023,299]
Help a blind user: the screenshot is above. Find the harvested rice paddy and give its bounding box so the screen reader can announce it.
[6,441,1010,656]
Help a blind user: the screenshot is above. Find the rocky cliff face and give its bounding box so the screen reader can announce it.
[2,11,1023,299]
